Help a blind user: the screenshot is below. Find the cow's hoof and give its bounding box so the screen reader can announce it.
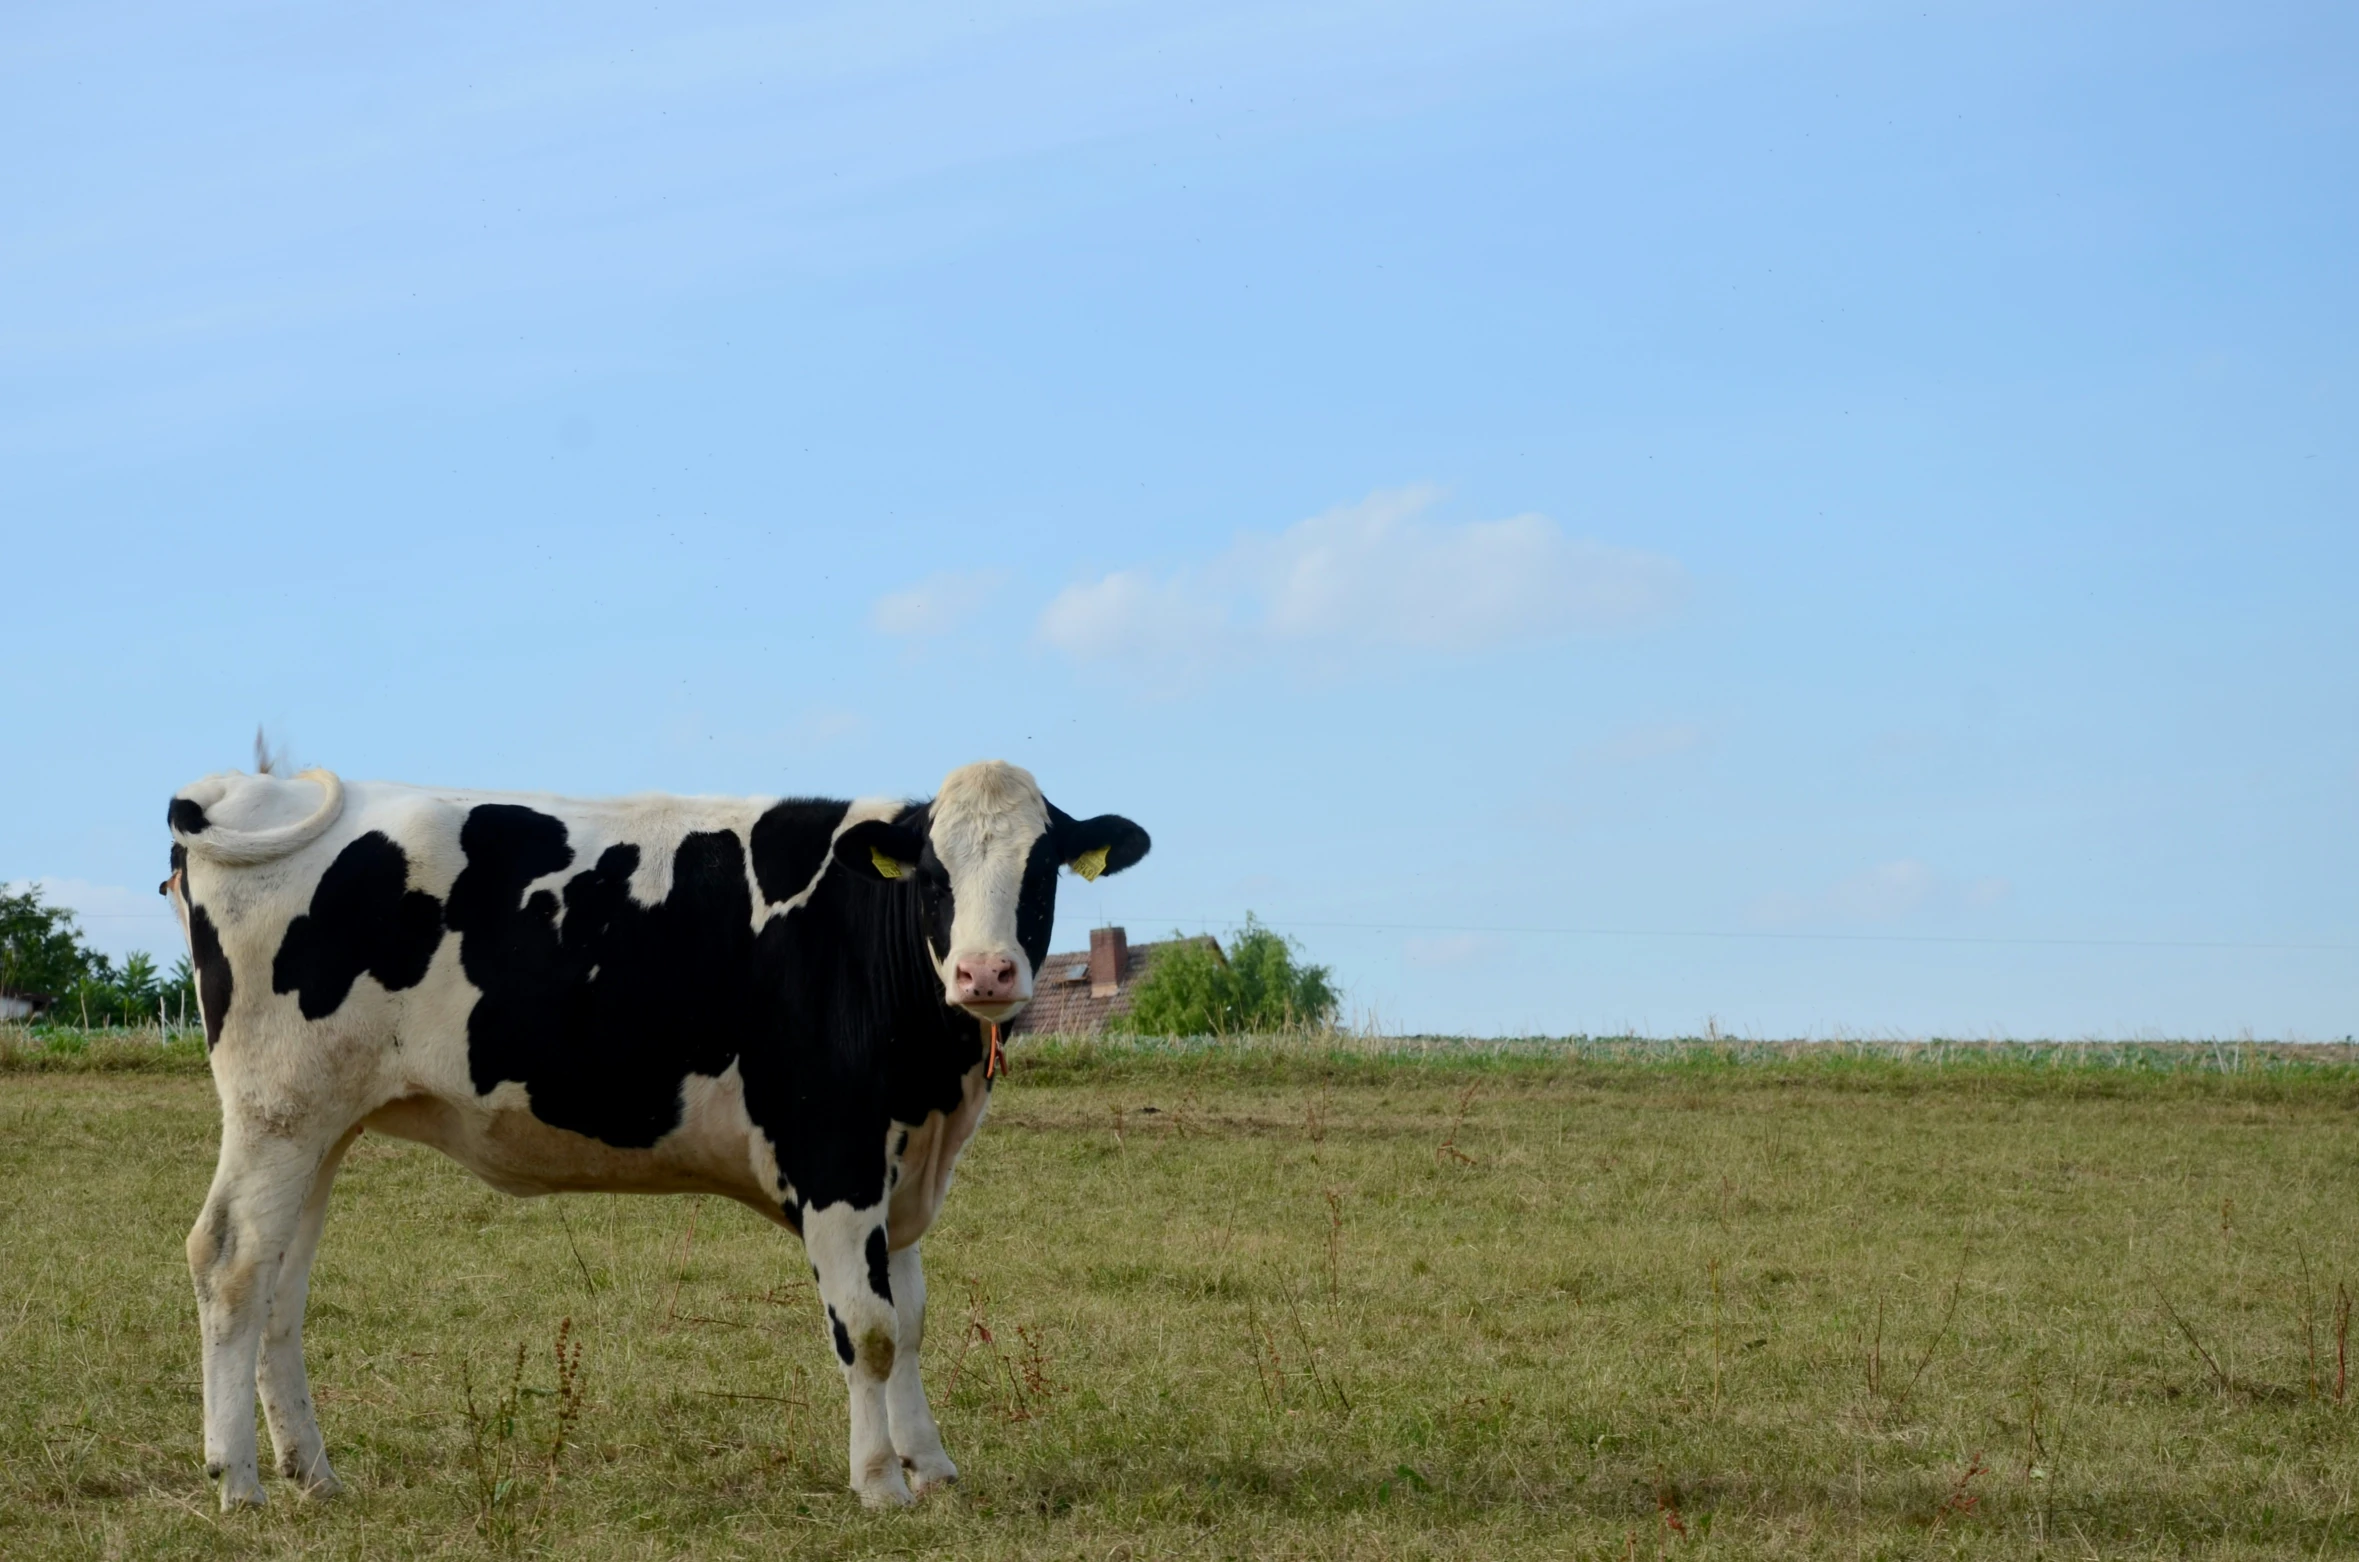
[856,1469,916,1509]
[207,1456,266,1510]
[214,1469,267,1511]
[280,1449,344,1498]
[903,1455,959,1497]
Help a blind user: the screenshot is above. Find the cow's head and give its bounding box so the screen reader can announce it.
[831,760,1149,1022]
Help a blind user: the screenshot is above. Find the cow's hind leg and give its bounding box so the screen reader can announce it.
[187,1122,341,1510]
[257,1127,359,1497]
[884,1242,957,1494]
[804,1200,911,1508]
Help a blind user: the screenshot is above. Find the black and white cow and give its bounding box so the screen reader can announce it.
[161,760,1147,1511]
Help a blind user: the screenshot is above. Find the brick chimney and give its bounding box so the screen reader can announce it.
[1088,926,1128,998]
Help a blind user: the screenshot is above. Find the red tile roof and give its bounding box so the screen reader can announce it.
[1009,930,1224,1036]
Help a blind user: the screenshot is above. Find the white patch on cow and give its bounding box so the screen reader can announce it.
[887,1062,991,1249]
[363,1065,787,1214]
[625,842,674,906]
[926,761,1049,999]
[746,1122,795,1209]
[396,930,480,1061]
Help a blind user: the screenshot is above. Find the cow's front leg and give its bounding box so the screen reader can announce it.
[804,1200,911,1508]
[884,1241,957,1494]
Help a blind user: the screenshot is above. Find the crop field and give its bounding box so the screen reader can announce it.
[3,1031,2357,1559]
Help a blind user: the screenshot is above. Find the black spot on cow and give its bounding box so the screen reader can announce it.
[750,799,849,904]
[271,833,445,1020]
[188,904,233,1051]
[865,1228,892,1301]
[894,1130,909,1158]
[169,797,210,836]
[828,1307,855,1365]
[1013,831,1062,972]
[444,805,750,1149]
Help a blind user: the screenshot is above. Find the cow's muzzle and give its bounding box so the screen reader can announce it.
[949,952,1028,1022]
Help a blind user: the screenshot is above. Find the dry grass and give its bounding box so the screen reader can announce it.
[2,1034,2355,1558]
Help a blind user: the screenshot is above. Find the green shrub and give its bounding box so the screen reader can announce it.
[1113,914,1338,1036]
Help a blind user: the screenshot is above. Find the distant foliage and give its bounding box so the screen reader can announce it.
[1115,914,1338,1037]
[0,884,193,1027]
[2,886,93,1001]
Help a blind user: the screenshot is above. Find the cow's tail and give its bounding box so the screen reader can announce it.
[173,768,346,866]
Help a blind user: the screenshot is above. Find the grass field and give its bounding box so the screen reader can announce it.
[3,1031,2356,1558]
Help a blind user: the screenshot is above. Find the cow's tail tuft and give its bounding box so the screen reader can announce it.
[174,769,346,865]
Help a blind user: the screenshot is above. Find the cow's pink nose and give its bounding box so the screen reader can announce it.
[954,957,1019,1003]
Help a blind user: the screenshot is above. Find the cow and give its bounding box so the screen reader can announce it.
[160,759,1148,1511]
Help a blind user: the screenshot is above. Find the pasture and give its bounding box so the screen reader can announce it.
[3,1033,2356,1559]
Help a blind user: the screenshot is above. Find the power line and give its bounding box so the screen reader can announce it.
[1119,917,2356,955]
[37,915,181,928]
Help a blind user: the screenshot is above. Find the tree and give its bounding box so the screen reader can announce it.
[1114,914,1338,1036]
[1,885,101,1004]
[108,951,163,1026]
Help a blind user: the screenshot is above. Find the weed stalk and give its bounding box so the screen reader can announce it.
[1435,1083,1477,1166]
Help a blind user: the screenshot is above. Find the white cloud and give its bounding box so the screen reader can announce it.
[1033,568,1229,674]
[871,569,1008,638]
[1036,486,1686,676]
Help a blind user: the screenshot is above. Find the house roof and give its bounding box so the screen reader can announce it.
[1009,933,1223,1036]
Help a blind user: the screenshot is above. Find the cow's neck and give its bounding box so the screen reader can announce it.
[820,875,985,1081]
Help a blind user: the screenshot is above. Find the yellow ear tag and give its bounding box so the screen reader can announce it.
[870,846,904,880]
[1070,846,1109,882]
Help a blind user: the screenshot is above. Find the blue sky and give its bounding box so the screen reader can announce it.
[4,0,2352,1037]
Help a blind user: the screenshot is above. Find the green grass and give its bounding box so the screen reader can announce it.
[3,1035,2356,1557]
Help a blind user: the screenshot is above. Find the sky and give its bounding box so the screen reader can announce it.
[3,0,2352,1038]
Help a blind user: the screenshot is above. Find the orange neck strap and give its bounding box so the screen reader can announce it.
[986,1022,1006,1082]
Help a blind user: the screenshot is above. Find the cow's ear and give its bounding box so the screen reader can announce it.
[833,818,925,882]
[1057,813,1150,881]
